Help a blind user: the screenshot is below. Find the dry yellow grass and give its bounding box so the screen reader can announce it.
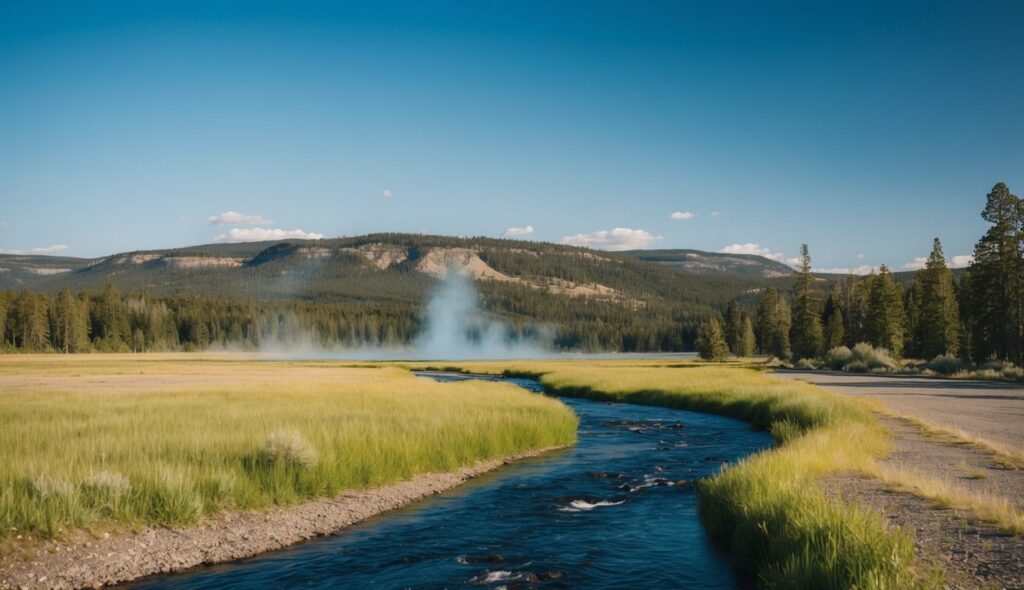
[866,464,1024,535]
[858,398,1024,470]
[0,355,577,540]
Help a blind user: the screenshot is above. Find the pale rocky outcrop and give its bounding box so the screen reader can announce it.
[341,244,409,269]
[163,257,244,269]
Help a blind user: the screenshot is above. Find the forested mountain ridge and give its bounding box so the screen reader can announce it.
[622,249,796,278]
[0,234,793,352]
[0,233,790,301]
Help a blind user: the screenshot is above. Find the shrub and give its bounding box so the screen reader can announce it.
[32,475,74,499]
[925,354,970,375]
[83,471,132,498]
[795,358,819,370]
[845,360,869,373]
[260,430,319,469]
[850,343,898,371]
[824,346,852,370]
[1001,365,1024,381]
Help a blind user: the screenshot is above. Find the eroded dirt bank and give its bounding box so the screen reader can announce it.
[0,447,563,590]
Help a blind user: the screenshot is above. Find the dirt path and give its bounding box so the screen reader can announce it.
[776,371,1024,589]
[0,447,563,590]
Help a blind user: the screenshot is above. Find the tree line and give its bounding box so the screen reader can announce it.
[0,282,708,354]
[699,183,1023,365]
[0,284,421,353]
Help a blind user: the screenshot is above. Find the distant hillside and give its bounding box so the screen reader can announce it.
[621,249,796,278]
[0,234,791,300]
[1,234,797,351]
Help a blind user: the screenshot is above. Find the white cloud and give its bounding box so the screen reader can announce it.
[950,255,974,268]
[815,265,878,275]
[669,211,695,221]
[709,211,720,217]
[720,243,785,262]
[785,257,801,267]
[0,244,70,255]
[901,257,928,271]
[502,225,534,238]
[561,227,662,251]
[209,211,272,226]
[214,228,324,242]
[856,253,865,259]
[903,254,974,271]
[381,189,393,198]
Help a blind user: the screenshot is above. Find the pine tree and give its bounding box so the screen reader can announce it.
[824,306,845,350]
[697,317,729,362]
[913,238,960,359]
[13,291,49,350]
[865,265,904,356]
[791,244,824,360]
[51,287,89,353]
[724,299,742,355]
[755,288,779,354]
[0,292,11,347]
[963,183,1023,364]
[739,313,756,357]
[93,283,130,347]
[770,297,792,359]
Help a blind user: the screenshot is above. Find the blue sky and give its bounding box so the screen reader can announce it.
[1,1,1021,272]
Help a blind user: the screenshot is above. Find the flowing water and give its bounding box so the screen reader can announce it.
[128,372,770,589]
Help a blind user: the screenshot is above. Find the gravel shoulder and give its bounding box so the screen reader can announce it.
[0,447,564,590]
[776,371,1024,589]
[775,371,1024,450]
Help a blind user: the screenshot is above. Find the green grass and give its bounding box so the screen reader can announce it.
[436,360,937,589]
[0,356,577,541]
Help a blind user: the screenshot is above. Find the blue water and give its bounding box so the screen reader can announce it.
[128,372,769,589]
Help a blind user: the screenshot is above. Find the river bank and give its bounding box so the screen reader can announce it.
[0,446,565,590]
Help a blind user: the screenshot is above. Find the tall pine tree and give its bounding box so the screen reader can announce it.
[724,300,743,355]
[791,244,824,360]
[739,313,756,357]
[697,317,729,362]
[963,183,1023,364]
[755,288,779,354]
[913,238,960,359]
[864,265,905,357]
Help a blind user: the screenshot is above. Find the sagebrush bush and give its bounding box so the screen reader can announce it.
[926,354,970,375]
[824,346,853,370]
[851,343,898,371]
[260,430,319,469]
[83,471,132,498]
[795,358,819,370]
[824,343,898,372]
[32,475,73,499]
[1001,365,1024,381]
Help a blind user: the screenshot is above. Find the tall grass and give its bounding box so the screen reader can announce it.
[437,361,935,589]
[0,358,577,540]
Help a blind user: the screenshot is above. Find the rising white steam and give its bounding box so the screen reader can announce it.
[412,269,548,360]
[258,267,550,360]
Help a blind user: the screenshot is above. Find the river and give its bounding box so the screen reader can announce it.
[128,372,770,589]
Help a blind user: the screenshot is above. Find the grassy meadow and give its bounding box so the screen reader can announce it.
[0,355,577,541]
[433,360,937,589]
